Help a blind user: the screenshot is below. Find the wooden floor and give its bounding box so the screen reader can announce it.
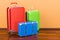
[1,29,60,40]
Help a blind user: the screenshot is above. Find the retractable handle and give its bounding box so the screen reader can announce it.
[28,3,34,11]
[9,2,19,7]
[10,2,17,4]
[28,6,34,10]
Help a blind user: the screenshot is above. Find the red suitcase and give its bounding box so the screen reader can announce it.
[7,3,26,33]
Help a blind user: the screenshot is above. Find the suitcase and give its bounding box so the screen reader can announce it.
[18,22,37,36]
[7,4,26,33]
[26,10,40,30]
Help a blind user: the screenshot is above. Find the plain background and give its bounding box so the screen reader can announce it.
[0,0,60,28]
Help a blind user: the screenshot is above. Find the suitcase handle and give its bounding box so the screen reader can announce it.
[9,2,18,7]
[10,2,17,5]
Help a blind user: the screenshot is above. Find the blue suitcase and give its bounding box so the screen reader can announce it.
[18,22,38,36]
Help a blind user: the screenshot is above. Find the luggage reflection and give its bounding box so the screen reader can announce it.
[8,35,37,40]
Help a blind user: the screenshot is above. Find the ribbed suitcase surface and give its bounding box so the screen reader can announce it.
[18,22,37,36]
[7,7,26,32]
[27,10,40,30]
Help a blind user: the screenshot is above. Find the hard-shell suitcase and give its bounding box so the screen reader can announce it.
[7,3,26,34]
[27,10,40,30]
[18,22,37,36]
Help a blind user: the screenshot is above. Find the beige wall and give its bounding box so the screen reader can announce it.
[0,0,60,28]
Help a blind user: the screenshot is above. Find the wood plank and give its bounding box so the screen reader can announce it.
[0,29,60,40]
